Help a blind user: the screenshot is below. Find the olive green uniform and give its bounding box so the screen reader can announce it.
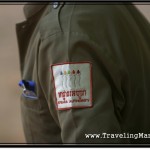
[16,2,150,143]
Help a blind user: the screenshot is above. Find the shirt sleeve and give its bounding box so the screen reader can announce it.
[38,4,133,143]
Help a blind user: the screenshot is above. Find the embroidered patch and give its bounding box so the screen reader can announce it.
[51,62,92,110]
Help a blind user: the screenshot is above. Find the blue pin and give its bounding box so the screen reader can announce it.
[18,80,38,99]
[18,80,35,92]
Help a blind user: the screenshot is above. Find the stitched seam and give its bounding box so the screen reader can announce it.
[66,4,75,62]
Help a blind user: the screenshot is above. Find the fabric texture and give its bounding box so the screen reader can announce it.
[16,2,150,144]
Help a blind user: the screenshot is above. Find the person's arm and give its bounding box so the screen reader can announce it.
[38,3,132,143]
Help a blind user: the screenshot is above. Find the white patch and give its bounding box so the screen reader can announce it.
[51,62,92,110]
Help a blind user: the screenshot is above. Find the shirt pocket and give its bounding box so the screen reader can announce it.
[20,93,40,110]
[20,94,42,142]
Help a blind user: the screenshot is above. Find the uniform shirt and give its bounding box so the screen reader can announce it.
[16,2,150,144]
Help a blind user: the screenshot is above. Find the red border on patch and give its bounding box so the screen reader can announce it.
[50,62,93,111]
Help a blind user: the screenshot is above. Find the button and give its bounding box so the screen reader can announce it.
[53,2,59,9]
